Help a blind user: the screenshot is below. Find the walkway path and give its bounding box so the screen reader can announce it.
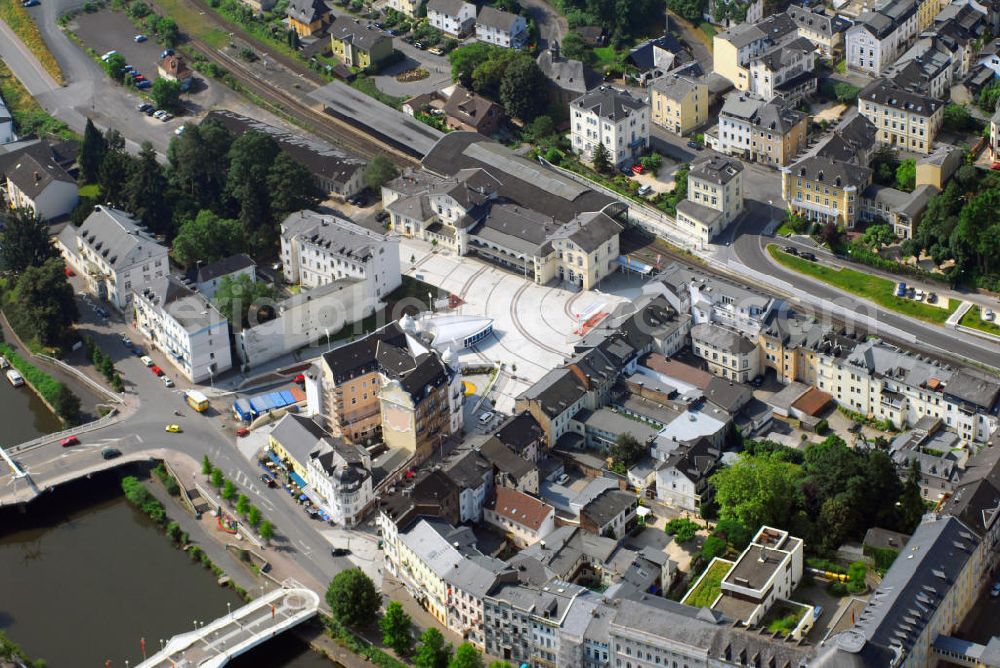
[947,300,975,328]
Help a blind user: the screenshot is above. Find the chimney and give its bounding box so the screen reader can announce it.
[33,171,40,183]
[552,40,561,61]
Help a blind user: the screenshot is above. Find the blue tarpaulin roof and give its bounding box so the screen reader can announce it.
[233,399,253,421]
[267,450,283,466]
[290,472,308,488]
[279,389,295,405]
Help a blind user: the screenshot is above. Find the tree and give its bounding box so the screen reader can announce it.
[379,601,414,655]
[898,459,925,532]
[236,493,250,516]
[499,56,546,121]
[7,259,79,346]
[259,520,275,541]
[222,479,236,501]
[0,207,58,274]
[247,505,262,527]
[592,142,611,173]
[448,643,484,668]
[225,130,281,244]
[51,383,82,424]
[210,467,224,488]
[527,115,555,143]
[213,273,277,329]
[365,154,399,191]
[154,16,180,46]
[666,0,706,21]
[609,432,644,468]
[413,628,453,668]
[560,32,588,60]
[201,455,213,475]
[895,159,916,192]
[267,153,322,219]
[488,662,513,668]
[861,223,895,249]
[125,142,171,235]
[710,452,804,530]
[104,52,128,83]
[449,42,498,87]
[942,103,977,134]
[79,118,107,184]
[326,569,381,628]
[171,210,248,268]
[150,78,182,113]
[98,129,132,207]
[168,118,234,212]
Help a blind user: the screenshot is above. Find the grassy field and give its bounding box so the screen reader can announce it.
[959,305,1000,338]
[78,183,100,198]
[0,0,63,84]
[350,75,405,110]
[682,559,731,608]
[0,59,75,139]
[590,46,625,70]
[150,0,228,47]
[697,21,716,40]
[768,246,957,325]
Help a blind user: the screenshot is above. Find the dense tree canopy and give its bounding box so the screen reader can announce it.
[379,601,414,655]
[125,142,171,236]
[325,569,381,628]
[213,273,276,329]
[365,154,400,191]
[553,0,662,44]
[171,210,248,268]
[414,628,453,668]
[7,258,80,347]
[0,207,58,274]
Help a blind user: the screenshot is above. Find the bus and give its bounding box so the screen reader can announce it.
[186,390,210,412]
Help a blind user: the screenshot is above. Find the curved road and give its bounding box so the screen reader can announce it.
[727,200,1000,370]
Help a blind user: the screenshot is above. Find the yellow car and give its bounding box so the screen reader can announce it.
[165,424,182,433]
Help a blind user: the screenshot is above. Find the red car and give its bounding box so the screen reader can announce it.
[236,427,250,437]
[631,164,644,175]
[60,435,80,447]
[991,162,1000,171]
[150,365,163,376]
[294,374,306,384]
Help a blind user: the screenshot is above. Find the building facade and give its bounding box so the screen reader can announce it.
[649,74,707,136]
[858,78,943,154]
[570,86,650,169]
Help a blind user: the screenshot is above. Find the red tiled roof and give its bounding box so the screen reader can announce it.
[791,387,833,417]
[487,487,552,531]
[640,353,712,390]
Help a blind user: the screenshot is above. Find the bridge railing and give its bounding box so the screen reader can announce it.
[6,407,120,454]
[36,353,123,404]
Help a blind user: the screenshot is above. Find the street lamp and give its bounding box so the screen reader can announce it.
[324,327,331,352]
[227,602,232,616]
[427,292,434,313]
[207,365,214,389]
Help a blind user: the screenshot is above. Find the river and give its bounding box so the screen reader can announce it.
[0,380,333,668]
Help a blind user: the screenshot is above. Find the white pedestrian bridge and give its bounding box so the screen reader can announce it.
[137,585,320,668]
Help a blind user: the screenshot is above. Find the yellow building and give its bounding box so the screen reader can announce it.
[713,31,751,91]
[329,15,394,70]
[916,144,963,190]
[268,413,330,480]
[859,78,943,155]
[286,0,331,37]
[782,155,871,227]
[650,74,708,136]
[380,356,457,463]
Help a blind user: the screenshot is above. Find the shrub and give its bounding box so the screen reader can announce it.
[665,518,699,543]
[121,476,167,525]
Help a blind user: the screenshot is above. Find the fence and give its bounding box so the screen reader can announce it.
[8,407,120,454]
[37,353,122,404]
[194,481,265,549]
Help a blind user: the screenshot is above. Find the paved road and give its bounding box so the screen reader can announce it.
[667,11,713,70]
[519,0,567,50]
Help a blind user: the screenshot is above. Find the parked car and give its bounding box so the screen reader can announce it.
[165,424,182,433]
[799,252,817,262]
[136,80,152,90]
[926,292,938,304]
[237,427,251,438]
[162,376,175,388]
[174,125,186,136]
[160,48,174,58]
[631,164,644,175]
[121,336,132,347]
[158,112,173,121]
[22,0,40,7]
[134,34,147,42]
[294,374,306,384]
[101,447,122,460]
[895,282,907,297]
[141,355,154,367]
[136,102,152,112]
[150,364,163,376]
[101,50,118,61]
[260,473,276,486]
[331,547,351,557]
[60,435,80,447]
[144,106,155,115]
[153,110,167,119]
[783,246,798,255]
[637,184,653,197]
[132,346,143,356]
[555,473,570,485]
[478,411,494,425]
[687,140,703,150]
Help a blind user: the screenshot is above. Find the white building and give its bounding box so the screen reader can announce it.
[570,86,650,169]
[426,0,476,36]
[475,6,528,48]
[194,254,256,301]
[483,487,556,548]
[133,276,233,383]
[655,437,721,512]
[280,209,401,296]
[57,206,169,312]
[306,436,373,526]
[5,150,78,221]
[691,322,760,383]
[747,36,817,104]
[675,155,745,244]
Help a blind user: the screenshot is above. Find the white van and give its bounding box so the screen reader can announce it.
[478,411,494,425]
[140,355,154,367]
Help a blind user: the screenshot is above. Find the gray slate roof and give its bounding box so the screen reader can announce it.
[570,86,646,121]
[65,206,167,271]
[476,5,521,32]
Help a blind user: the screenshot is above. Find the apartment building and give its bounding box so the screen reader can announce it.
[280,210,401,301]
[383,135,624,290]
[709,91,809,167]
[286,0,331,37]
[4,149,77,221]
[484,487,556,547]
[885,36,955,100]
[782,154,871,226]
[846,0,941,75]
[386,0,423,17]
[57,206,169,312]
[570,86,650,169]
[194,254,256,301]
[329,15,394,70]
[858,78,943,154]
[748,37,817,105]
[787,4,851,57]
[713,13,798,91]
[426,0,476,37]
[655,437,721,512]
[475,6,528,48]
[133,276,232,383]
[691,322,760,383]
[676,155,744,243]
[515,368,589,448]
[649,73,707,136]
[483,580,584,666]
[860,183,938,239]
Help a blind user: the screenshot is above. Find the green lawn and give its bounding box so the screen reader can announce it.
[0,60,75,140]
[768,246,957,325]
[590,46,626,70]
[960,305,1000,338]
[763,602,809,636]
[697,21,716,39]
[775,223,796,236]
[682,559,731,608]
[78,183,100,198]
